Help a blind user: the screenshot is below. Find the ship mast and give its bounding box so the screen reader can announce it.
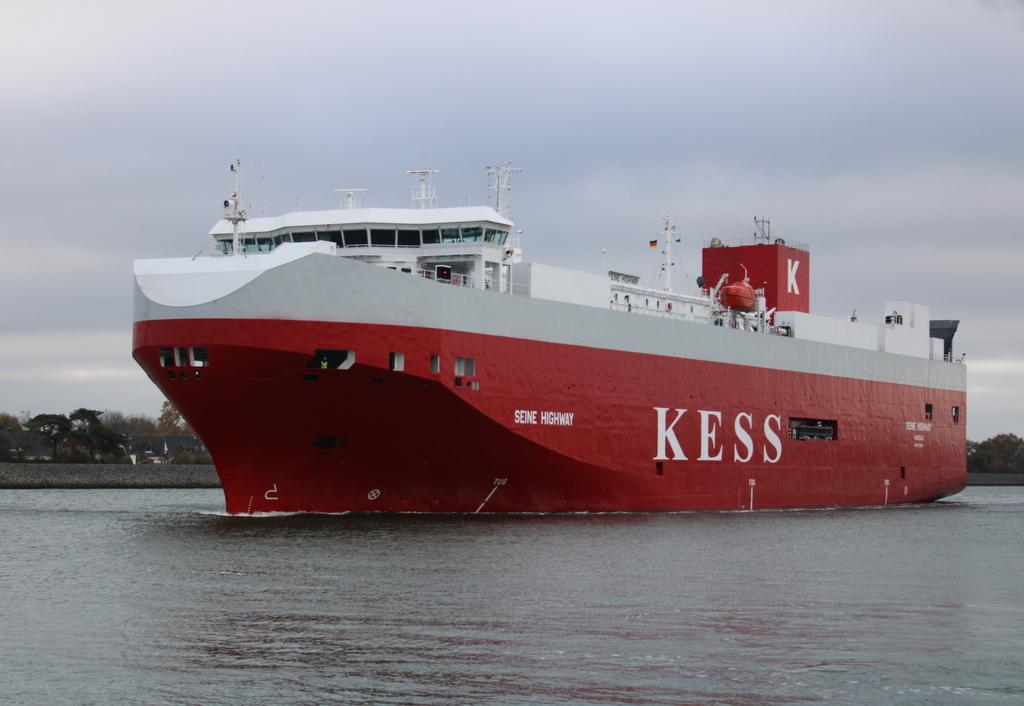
[754,216,770,243]
[223,160,248,255]
[407,170,438,209]
[657,213,678,293]
[486,162,521,219]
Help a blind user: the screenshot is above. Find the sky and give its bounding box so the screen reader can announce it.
[1,0,1023,441]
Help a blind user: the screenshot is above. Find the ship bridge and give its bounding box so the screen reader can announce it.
[210,206,518,292]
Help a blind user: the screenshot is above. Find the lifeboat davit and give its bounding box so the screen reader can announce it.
[720,280,757,310]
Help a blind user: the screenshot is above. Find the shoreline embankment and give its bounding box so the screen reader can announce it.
[0,463,221,489]
[966,473,1024,486]
[1,464,1020,490]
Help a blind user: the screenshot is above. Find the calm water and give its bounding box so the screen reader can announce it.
[1,487,1022,705]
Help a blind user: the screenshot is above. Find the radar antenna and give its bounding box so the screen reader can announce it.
[486,162,521,219]
[223,160,249,256]
[406,170,438,209]
[334,188,367,209]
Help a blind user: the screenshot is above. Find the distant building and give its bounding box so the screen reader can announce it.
[1,429,52,461]
[125,435,210,464]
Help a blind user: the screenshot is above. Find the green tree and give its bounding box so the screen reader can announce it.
[25,413,72,460]
[967,434,1024,474]
[985,433,1023,471]
[69,408,127,462]
[0,430,12,461]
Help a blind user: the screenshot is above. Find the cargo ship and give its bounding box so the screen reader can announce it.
[132,163,967,513]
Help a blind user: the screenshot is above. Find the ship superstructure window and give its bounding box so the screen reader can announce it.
[389,352,405,371]
[454,357,477,376]
[320,230,342,246]
[789,417,838,440]
[431,354,441,374]
[925,403,933,420]
[344,228,368,246]
[484,228,508,244]
[952,406,960,421]
[397,230,420,247]
[422,229,441,244]
[461,226,483,242]
[292,231,316,243]
[441,227,460,243]
[159,346,208,368]
[370,228,396,246]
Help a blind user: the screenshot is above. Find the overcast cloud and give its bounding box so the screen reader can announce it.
[1,0,1022,439]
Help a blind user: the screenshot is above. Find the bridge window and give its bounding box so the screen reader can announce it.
[292,231,316,243]
[441,227,460,243]
[343,228,367,246]
[461,226,483,242]
[422,229,441,244]
[370,228,396,246]
[319,230,342,246]
[485,228,508,243]
[397,229,420,247]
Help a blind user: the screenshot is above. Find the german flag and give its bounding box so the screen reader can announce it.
[649,240,658,249]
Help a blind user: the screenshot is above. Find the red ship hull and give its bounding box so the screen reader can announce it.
[134,317,967,514]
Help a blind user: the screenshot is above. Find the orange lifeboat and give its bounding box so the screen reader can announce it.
[720,280,757,310]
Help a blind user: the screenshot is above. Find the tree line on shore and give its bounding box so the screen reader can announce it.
[4,404,1022,472]
[967,434,1024,474]
[0,403,210,464]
